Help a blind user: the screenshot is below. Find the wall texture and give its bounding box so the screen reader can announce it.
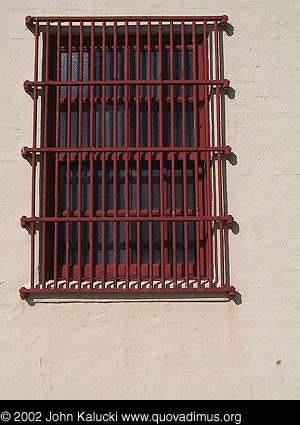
[0,0,299,400]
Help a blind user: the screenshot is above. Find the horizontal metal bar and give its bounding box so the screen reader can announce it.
[60,45,206,52]
[59,44,204,51]
[24,79,230,89]
[20,215,234,224]
[26,15,228,24]
[59,96,203,104]
[19,285,236,300]
[61,208,206,217]
[21,146,231,155]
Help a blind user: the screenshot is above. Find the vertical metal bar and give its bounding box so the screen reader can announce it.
[170,20,177,287]
[158,20,165,288]
[203,20,213,288]
[41,20,50,289]
[113,20,118,287]
[198,41,205,281]
[214,20,225,288]
[54,21,61,289]
[147,20,153,288]
[31,21,39,289]
[78,20,83,289]
[124,20,130,288]
[158,20,165,289]
[192,20,201,287]
[89,20,95,288]
[101,21,106,288]
[181,20,189,288]
[65,21,72,288]
[136,20,141,288]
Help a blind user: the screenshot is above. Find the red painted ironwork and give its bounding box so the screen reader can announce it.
[21,16,235,298]
[24,79,230,90]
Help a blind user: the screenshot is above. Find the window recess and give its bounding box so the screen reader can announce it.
[20,15,235,299]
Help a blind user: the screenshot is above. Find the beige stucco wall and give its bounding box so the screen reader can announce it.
[0,0,300,400]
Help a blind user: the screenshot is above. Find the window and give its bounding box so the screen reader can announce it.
[20,16,235,298]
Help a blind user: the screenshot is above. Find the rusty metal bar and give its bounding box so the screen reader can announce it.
[77,20,83,289]
[89,20,95,288]
[170,20,177,287]
[158,20,165,289]
[147,20,153,288]
[56,95,214,104]
[124,20,130,289]
[22,146,232,154]
[101,20,106,288]
[203,20,213,289]
[192,20,201,287]
[214,20,225,288]
[41,21,50,289]
[64,21,72,289]
[136,20,141,288]
[54,21,61,289]
[113,20,118,288]
[30,20,39,290]
[20,285,236,300]
[22,215,233,223]
[24,79,230,88]
[27,16,228,23]
[181,20,189,288]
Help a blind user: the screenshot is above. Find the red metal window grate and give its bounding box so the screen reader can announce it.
[20,16,235,299]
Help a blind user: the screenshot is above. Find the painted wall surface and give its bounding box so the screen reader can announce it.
[0,0,299,400]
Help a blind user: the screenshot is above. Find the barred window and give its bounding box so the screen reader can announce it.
[20,16,235,299]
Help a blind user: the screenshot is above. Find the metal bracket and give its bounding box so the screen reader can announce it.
[25,16,35,29]
[23,80,33,93]
[222,79,230,91]
[19,287,28,300]
[224,146,231,156]
[221,15,228,26]
[21,146,29,159]
[20,216,28,228]
[228,286,236,297]
[226,215,234,227]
